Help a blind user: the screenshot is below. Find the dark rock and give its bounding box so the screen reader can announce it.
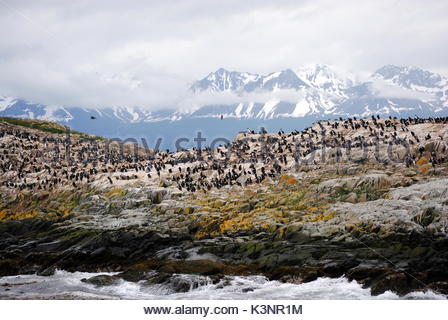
[140,273,189,292]
[276,253,303,266]
[0,259,20,276]
[256,253,278,268]
[322,260,358,278]
[34,241,62,252]
[91,247,107,257]
[175,250,189,260]
[158,259,225,276]
[346,266,388,282]
[365,270,426,296]
[270,266,325,283]
[81,274,120,286]
[286,231,311,244]
[427,281,448,295]
[168,276,192,293]
[108,246,130,258]
[37,266,56,276]
[239,202,254,213]
[141,272,172,286]
[118,269,148,282]
[370,272,409,296]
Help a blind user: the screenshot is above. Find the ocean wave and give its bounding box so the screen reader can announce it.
[1,271,446,300]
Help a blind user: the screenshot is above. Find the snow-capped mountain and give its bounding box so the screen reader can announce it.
[1,64,448,128]
[295,64,355,95]
[373,65,448,109]
[375,65,445,90]
[191,67,309,93]
[189,64,448,119]
[191,68,260,92]
[189,65,359,119]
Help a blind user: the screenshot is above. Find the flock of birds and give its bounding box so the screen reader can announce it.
[0,115,447,194]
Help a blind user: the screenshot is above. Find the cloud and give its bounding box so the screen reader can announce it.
[0,0,447,110]
[179,88,306,111]
[369,80,436,101]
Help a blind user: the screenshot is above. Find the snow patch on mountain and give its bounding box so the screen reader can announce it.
[295,63,355,97]
[1,64,448,125]
[0,96,16,112]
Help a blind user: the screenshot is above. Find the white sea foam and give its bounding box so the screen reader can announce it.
[0,271,445,300]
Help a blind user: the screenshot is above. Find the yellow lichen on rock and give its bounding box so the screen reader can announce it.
[306,209,336,222]
[0,209,9,220]
[104,188,127,199]
[188,175,344,238]
[6,209,41,221]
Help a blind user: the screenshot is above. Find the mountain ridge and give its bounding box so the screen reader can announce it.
[1,64,447,127]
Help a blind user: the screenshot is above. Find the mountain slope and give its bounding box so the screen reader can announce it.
[1,64,447,127]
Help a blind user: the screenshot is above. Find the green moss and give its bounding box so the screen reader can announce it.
[282,192,306,206]
[0,116,103,140]
[60,229,99,242]
[238,241,262,255]
[34,230,57,238]
[333,186,351,199]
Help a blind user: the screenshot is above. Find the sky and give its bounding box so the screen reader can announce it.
[0,0,447,110]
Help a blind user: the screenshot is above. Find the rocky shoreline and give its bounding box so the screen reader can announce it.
[1,167,448,297]
[1,117,448,298]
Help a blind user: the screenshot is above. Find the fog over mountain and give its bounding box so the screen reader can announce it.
[1,64,447,127]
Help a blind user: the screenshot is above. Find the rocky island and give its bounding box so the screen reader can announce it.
[1,116,448,298]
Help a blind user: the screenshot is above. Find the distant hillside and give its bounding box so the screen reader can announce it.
[0,116,102,139]
[1,64,447,127]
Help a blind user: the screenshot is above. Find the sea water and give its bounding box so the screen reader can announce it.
[0,270,445,300]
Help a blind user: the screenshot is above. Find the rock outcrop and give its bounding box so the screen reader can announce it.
[1,117,448,297]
